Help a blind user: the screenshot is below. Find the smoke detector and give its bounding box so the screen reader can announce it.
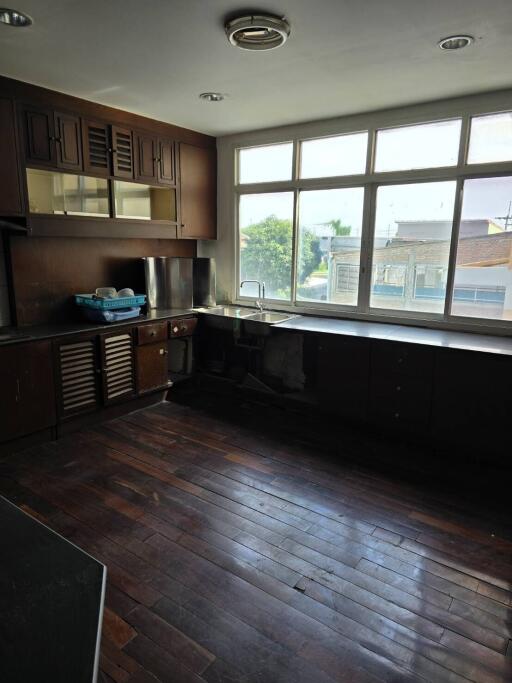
[225,14,290,51]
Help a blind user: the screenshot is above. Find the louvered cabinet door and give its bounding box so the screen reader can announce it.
[56,339,100,418]
[111,126,134,179]
[100,332,136,404]
[82,119,111,177]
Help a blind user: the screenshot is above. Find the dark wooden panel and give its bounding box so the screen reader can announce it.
[8,235,195,325]
[82,119,110,177]
[111,126,134,179]
[135,133,157,183]
[0,340,56,442]
[179,143,216,240]
[158,138,175,186]
[316,334,370,420]
[136,322,168,346]
[21,105,55,167]
[0,97,23,216]
[55,111,83,171]
[136,343,169,394]
[431,348,512,454]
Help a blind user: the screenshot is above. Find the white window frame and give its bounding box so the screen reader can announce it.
[217,90,512,335]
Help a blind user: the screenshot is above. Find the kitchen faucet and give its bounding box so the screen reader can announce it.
[240,280,266,312]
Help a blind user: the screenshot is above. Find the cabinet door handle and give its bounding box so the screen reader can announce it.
[159,348,168,355]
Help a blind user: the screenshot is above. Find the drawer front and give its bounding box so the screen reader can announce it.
[371,340,434,378]
[369,397,431,429]
[136,322,168,346]
[169,317,197,338]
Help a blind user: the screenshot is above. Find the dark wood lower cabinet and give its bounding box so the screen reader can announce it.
[316,335,370,420]
[0,340,56,442]
[136,343,169,394]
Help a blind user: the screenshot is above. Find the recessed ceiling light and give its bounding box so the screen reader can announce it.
[0,7,32,27]
[225,14,290,51]
[438,35,474,50]
[199,92,225,102]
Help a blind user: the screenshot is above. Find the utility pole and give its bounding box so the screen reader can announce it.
[495,200,512,231]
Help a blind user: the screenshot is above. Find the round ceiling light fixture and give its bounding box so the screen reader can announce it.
[199,92,225,102]
[438,35,474,50]
[0,7,32,27]
[225,14,290,51]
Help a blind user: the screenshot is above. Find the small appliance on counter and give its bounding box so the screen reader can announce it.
[74,288,146,323]
[143,256,216,310]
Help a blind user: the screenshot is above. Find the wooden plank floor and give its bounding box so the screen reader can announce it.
[1,396,512,683]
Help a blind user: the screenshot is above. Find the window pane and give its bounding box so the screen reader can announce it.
[450,176,512,321]
[300,132,368,178]
[468,113,512,164]
[370,181,457,313]
[238,143,293,184]
[27,168,109,217]
[297,188,364,305]
[239,192,294,300]
[114,181,176,221]
[374,120,461,172]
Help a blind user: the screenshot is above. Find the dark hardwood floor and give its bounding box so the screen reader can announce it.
[1,395,512,683]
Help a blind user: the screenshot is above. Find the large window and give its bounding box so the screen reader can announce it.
[234,105,512,330]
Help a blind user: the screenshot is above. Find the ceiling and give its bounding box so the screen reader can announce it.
[1,0,511,137]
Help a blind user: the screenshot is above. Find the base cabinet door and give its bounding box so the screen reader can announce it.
[316,335,370,420]
[100,331,136,404]
[55,337,101,418]
[136,343,169,394]
[0,340,56,442]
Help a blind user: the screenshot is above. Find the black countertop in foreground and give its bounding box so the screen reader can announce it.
[0,495,105,683]
[0,307,194,346]
[275,315,512,356]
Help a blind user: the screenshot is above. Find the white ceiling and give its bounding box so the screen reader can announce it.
[1,0,512,137]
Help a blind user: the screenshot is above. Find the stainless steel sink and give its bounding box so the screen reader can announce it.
[195,306,255,319]
[245,311,296,324]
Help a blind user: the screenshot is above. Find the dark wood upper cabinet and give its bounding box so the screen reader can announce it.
[135,134,175,186]
[0,97,24,216]
[179,143,216,240]
[111,125,134,179]
[158,138,175,186]
[82,119,111,177]
[54,111,82,171]
[22,105,56,167]
[135,133,157,183]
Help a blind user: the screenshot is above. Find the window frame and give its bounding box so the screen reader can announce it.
[227,96,512,334]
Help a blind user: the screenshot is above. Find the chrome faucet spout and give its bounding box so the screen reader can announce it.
[240,280,266,311]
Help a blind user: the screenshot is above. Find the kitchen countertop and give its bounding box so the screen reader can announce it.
[0,308,194,346]
[275,315,512,356]
[0,495,105,682]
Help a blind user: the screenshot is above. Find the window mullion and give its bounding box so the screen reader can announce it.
[291,188,300,304]
[444,178,465,319]
[357,184,376,313]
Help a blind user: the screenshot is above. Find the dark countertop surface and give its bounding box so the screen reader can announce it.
[0,495,105,683]
[0,308,194,346]
[275,315,512,356]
